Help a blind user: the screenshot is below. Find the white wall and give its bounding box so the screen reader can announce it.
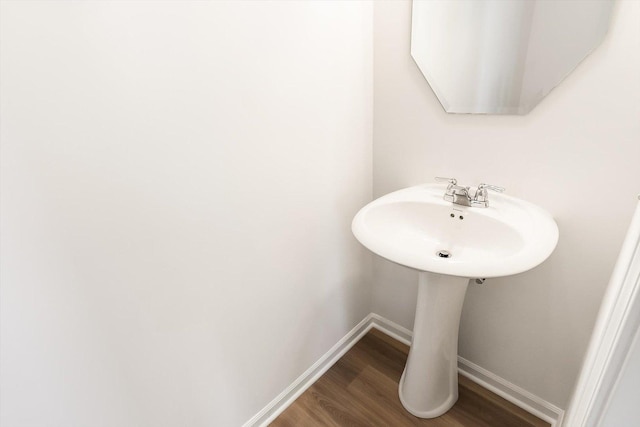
[3,0,638,423]
[0,2,372,426]
[373,0,640,409]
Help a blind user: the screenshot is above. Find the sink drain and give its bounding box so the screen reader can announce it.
[436,250,451,258]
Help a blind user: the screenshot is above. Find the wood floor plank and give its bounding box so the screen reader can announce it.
[368,327,410,354]
[270,331,551,427]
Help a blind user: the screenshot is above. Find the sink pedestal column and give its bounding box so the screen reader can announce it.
[399,271,470,418]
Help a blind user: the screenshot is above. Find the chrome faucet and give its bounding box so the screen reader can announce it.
[435,177,505,208]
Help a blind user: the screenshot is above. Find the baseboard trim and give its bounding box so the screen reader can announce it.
[241,314,376,427]
[370,314,565,427]
[369,312,412,345]
[244,312,564,427]
[458,357,565,427]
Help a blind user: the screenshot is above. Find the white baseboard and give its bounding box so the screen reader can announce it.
[244,312,565,427]
[242,314,377,427]
[458,357,565,427]
[372,314,565,427]
[369,312,413,345]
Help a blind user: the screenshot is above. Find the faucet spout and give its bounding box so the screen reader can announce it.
[450,188,472,206]
[442,184,472,206]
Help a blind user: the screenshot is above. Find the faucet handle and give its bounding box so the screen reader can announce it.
[472,183,505,208]
[435,177,458,185]
[477,183,505,193]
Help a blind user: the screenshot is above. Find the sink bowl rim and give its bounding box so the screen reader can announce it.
[352,183,559,278]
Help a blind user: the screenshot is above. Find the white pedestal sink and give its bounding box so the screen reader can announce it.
[352,183,558,418]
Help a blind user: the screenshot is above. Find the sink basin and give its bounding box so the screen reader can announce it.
[353,183,558,278]
[352,183,558,418]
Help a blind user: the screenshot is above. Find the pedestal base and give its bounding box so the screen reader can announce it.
[398,272,470,418]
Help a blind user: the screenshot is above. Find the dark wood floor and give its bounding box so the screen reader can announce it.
[272,328,550,427]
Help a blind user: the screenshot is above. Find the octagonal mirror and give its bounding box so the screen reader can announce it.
[411,0,614,115]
